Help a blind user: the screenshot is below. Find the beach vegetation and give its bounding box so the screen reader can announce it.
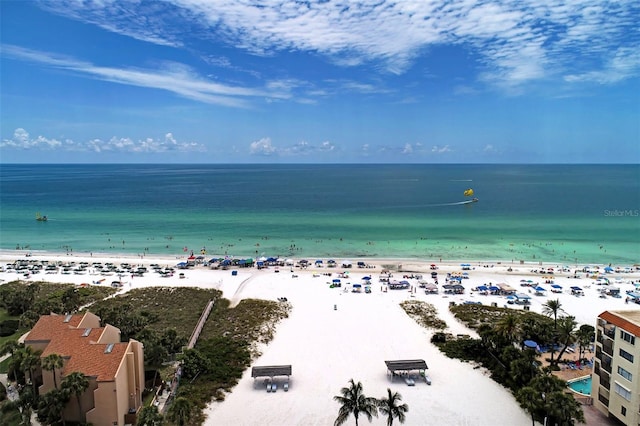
[425,304,585,425]
[137,404,164,426]
[167,396,192,426]
[399,301,446,330]
[377,388,408,426]
[333,379,379,426]
[0,280,116,329]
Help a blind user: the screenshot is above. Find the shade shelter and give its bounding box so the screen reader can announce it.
[385,359,428,381]
[251,365,292,380]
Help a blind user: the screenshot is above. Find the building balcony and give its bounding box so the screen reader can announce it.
[602,342,614,357]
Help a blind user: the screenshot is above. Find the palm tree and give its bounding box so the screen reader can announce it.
[167,396,192,426]
[541,299,563,366]
[20,345,42,397]
[36,388,69,426]
[495,314,522,345]
[541,299,563,329]
[0,340,21,357]
[42,353,64,389]
[516,386,543,426]
[377,388,408,426]
[552,316,578,366]
[137,405,164,426]
[575,324,595,361]
[61,371,89,423]
[333,379,379,426]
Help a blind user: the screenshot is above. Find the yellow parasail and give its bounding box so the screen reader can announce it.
[463,188,474,197]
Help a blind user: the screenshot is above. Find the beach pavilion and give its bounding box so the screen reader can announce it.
[385,360,429,383]
[251,365,292,390]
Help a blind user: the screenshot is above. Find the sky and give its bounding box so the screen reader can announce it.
[1,0,639,164]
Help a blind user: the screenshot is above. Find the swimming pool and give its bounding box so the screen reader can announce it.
[567,376,591,395]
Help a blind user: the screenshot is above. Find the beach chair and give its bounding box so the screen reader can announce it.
[425,375,432,385]
[272,383,277,392]
[284,382,289,392]
[266,380,272,392]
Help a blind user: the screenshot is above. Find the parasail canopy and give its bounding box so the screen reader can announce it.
[463,188,474,197]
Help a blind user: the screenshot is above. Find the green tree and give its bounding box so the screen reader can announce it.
[333,379,379,426]
[16,385,36,426]
[20,345,42,397]
[495,314,521,345]
[137,405,164,426]
[542,299,564,366]
[61,371,89,423]
[61,288,81,313]
[0,340,21,357]
[167,396,192,426]
[552,316,578,367]
[545,391,585,425]
[36,388,69,426]
[516,386,543,426]
[42,353,64,389]
[377,388,408,426]
[575,324,595,361]
[178,348,210,380]
[541,299,564,329]
[160,328,186,355]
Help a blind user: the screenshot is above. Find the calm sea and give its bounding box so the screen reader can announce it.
[0,164,638,264]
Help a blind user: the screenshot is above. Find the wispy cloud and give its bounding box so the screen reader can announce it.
[35,0,640,89]
[2,45,291,107]
[1,128,205,153]
[249,137,337,157]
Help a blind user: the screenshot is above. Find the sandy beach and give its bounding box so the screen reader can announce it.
[2,251,639,426]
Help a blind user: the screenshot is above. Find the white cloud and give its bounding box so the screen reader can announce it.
[564,47,640,84]
[0,128,205,153]
[249,137,277,156]
[402,143,413,154]
[2,45,291,108]
[432,145,451,153]
[33,0,640,89]
[249,138,337,156]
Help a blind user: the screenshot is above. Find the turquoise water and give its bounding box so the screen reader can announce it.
[0,164,638,263]
[568,376,591,395]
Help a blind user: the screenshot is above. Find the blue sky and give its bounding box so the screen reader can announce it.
[1,0,638,164]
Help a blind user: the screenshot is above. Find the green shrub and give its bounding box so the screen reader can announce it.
[0,320,19,337]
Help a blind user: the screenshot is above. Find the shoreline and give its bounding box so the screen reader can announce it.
[1,248,633,271]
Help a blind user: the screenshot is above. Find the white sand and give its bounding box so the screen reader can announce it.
[2,252,639,426]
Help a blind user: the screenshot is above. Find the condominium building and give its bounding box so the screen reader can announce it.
[592,310,640,425]
[24,312,145,426]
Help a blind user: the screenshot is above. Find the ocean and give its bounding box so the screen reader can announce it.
[0,164,638,264]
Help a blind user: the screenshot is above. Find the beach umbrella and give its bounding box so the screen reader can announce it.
[362,276,371,281]
[523,340,538,349]
[476,285,488,291]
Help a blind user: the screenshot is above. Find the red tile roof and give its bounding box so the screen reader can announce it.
[27,314,129,382]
